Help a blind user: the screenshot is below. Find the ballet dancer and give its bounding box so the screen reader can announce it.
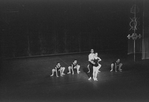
[110,59,123,72]
[88,49,95,80]
[67,59,80,74]
[93,52,101,81]
[51,62,65,77]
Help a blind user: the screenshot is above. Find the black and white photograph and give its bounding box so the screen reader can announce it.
[0,0,149,102]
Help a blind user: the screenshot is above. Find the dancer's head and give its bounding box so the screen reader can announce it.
[116,59,120,63]
[94,52,98,57]
[57,62,61,67]
[73,59,77,64]
[90,49,94,53]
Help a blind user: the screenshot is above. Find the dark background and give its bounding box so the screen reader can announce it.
[0,0,143,58]
[0,1,149,102]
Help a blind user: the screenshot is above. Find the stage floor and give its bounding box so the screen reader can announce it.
[0,53,149,102]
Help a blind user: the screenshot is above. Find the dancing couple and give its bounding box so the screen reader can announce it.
[88,49,101,81]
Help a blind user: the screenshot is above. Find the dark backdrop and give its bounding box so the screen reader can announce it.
[0,0,143,58]
[142,0,149,59]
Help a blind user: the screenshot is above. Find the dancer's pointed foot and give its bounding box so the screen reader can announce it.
[67,72,71,74]
[88,77,91,80]
[110,70,113,72]
[94,78,98,81]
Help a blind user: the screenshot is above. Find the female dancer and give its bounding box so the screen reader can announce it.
[67,60,80,74]
[93,52,102,81]
[51,62,65,77]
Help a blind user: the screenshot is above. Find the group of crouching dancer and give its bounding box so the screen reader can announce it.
[50,59,80,77]
[50,49,123,81]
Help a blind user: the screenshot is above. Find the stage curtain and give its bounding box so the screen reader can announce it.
[142,0,149,59]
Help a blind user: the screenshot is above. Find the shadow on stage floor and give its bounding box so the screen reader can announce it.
[0,52,149,102]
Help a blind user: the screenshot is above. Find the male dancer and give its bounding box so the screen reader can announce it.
[88,49,95,80]
[67,59,80,74]
[93,52,101,81]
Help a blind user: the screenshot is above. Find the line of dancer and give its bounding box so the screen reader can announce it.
[50,49,123,81]
[50,49,102,81]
